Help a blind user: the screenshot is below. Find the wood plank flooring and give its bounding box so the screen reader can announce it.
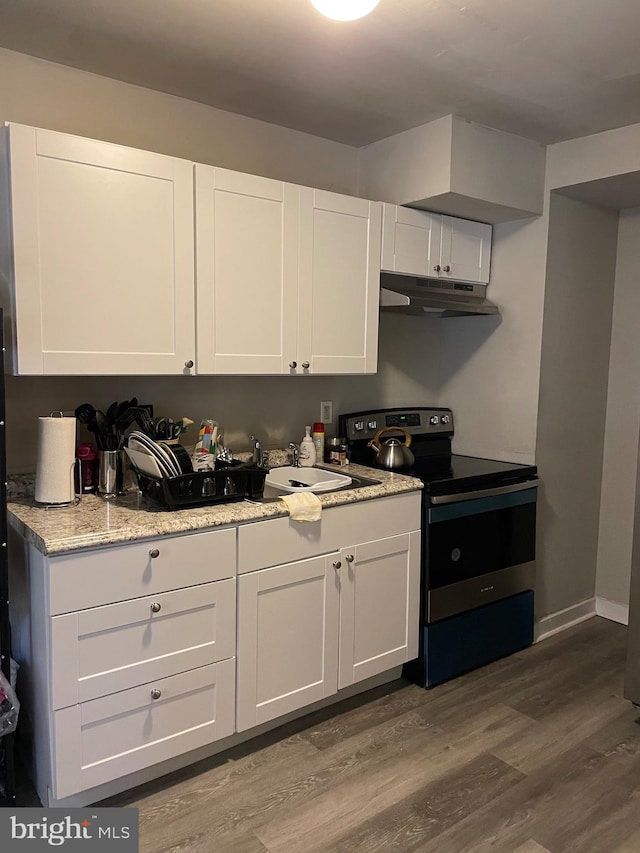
[95,617,640,850]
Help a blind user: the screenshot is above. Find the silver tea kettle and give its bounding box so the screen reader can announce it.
[368,426,415,470]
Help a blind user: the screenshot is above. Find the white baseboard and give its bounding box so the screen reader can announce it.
[596,596,629,626]
[534,597,596,643]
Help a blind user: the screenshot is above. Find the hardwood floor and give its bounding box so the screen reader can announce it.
[100,616,640,852]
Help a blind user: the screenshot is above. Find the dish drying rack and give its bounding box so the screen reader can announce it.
[131,459,267,510]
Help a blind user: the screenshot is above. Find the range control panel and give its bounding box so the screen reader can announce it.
[338,408,454,443]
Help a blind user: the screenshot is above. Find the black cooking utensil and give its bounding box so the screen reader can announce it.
[74,403,96,425]
[95,409,116,450]
[106,401,118,426]
[75,403,105,449]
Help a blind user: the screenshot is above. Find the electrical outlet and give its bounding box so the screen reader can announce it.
[320,401,333,424]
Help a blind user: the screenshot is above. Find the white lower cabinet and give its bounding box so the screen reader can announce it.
[236,526,420,733]
[338,532,420,690]
[22,527,238,805]
[237,555,340,732]
[17,491,421,804]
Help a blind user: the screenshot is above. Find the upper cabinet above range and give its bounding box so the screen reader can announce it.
[381,203,492,285]
[1,124,196,376]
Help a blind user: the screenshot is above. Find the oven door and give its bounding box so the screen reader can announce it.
[425,482,538,623]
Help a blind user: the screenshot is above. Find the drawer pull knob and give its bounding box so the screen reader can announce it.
[345,554,354,563]
[151,688,162,700]
[149,548,160,559]
[333,560,342,570]
[302,361,310,369]
[150,602,162,613]
[184,360,194,369]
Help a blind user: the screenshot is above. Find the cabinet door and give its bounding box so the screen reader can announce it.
[236,555,339,731]
[381,203,441,278]
[439,215,492,284]
[338,531,420,690]
[195,166,299,374]
[298,188,381,375]
[6,124,195,375]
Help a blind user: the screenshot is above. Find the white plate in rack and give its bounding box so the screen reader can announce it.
[127,432,180,477]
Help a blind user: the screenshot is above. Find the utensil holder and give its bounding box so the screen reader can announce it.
[98,450,124,498]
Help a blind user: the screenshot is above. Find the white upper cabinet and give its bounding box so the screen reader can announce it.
[2,124,196,375]
[196,179,382,376]
[1,123,382,376]
[298,188,382,375]
[381,204,441,278]
[195,166,299,375]
[440,214,492,284]
[381,203,492,285]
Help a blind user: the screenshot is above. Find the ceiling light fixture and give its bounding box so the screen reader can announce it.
[310,0,380,22]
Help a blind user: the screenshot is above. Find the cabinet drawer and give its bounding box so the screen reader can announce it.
[51,579,235,709]
[48,528,236,614]
[53,659,235,800]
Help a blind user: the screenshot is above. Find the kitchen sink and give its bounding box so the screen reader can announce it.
[265,465,353,493]
[256,466,382,501]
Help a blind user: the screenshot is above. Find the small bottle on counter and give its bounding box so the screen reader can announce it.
[325,437,349,466]
[312,422,325,463]
[299,425,316,467]
[76,443,98,493]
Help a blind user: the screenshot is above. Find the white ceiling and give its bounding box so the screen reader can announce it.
[2,0,640,147]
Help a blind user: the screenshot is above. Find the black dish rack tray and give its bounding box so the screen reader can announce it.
[133,460,267,510]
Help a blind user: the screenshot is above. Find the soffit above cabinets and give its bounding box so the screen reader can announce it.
[3,1,640,147]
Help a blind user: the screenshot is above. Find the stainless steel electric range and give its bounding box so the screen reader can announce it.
[338,406,539,688]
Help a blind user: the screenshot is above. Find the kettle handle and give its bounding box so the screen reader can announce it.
[371,426,412,449]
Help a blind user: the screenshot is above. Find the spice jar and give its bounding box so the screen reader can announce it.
[325,436,349,466]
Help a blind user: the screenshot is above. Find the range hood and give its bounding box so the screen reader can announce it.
[380,273,499,318]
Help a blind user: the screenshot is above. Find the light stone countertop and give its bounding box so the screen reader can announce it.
[7,462,423,557]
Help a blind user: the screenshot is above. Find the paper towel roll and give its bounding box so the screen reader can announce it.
[35,415,77,505]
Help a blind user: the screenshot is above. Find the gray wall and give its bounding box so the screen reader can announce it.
[439,214,549,464]
[596,208,640,612]
[535,193,618,617]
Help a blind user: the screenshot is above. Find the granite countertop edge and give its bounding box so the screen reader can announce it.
[7,463,423,557]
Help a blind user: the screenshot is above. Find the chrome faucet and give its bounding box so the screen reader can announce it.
[250,435,264,468]
[288,442,300,468]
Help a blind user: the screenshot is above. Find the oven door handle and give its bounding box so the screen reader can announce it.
[429,478,539,505]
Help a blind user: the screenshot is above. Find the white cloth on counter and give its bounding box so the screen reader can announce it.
[279,492,323,522]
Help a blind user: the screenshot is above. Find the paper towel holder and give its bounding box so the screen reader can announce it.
[34,411,82,510]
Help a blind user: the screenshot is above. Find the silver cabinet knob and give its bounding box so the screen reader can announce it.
[345,554,354,563]
[150,688,162,700]
[442,265,451,273]
[149,548,160,559]
[184,360,194,369]
[150,602,161,613]
[289,361,297,369]
[302,361,310,369]
[433,265,441,272]
[333,560,342,570]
